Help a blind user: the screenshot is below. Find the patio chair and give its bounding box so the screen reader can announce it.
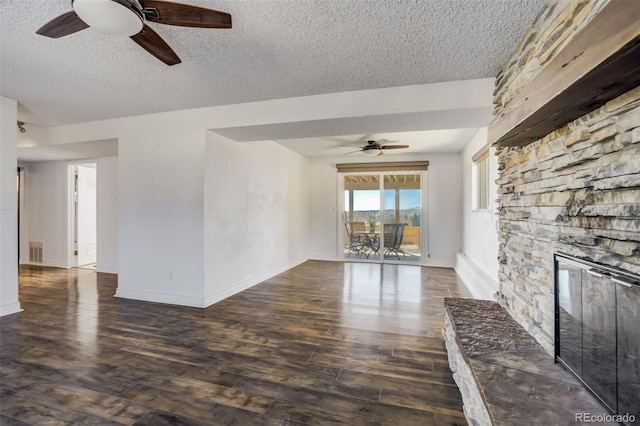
[384,223,407,260]
[345,222,366,257]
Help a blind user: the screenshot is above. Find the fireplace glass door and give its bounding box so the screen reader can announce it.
[555,254,640,424]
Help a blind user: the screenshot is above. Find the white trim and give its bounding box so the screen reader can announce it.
[309,254,341,262]
[204,257,308,307]
[422,170,429,261]
[0,302,23,317]
[96,264,117,274]
[423,258,455,268]
[454,251,497,300]
[114,288,207,308]
[20,260,69,269]
[68,164,76,268]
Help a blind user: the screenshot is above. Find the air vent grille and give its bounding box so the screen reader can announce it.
[29,241,43,262]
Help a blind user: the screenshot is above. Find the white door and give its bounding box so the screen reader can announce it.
[76,165,97,266]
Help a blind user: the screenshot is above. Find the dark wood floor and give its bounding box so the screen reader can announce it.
[0,261,472,425]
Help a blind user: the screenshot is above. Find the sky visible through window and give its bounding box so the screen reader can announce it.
[345,190,421,211]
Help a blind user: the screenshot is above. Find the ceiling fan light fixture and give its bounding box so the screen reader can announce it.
[73,0,143,37]
[363,149,383,157]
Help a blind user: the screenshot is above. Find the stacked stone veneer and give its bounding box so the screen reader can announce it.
[493,0,640,353]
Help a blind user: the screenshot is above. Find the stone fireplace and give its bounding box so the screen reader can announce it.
[493,0,640,355]
[495,85,640,354]
[444,0,640,423]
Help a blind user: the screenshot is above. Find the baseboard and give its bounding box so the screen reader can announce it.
[454,252,497,300]
[203,257,309,307]
[309,254,341,262]
[423,258,455,268]
[20,260,68,269]
[0,302,23,317]
[310,254,454,268]
[309,254,342,262]
[114,288,206,308]
[97,264,118,274]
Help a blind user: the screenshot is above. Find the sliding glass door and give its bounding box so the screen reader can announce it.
[343,172,422,263]
[382,174,421,262]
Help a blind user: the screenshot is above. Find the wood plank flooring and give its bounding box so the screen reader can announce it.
[0,261,472,425]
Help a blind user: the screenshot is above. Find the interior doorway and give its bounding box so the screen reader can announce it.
[70,163,97,268]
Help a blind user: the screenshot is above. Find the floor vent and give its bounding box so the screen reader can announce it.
[29,241,43,262]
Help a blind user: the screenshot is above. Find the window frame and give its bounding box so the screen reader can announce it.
[472,145,490,212]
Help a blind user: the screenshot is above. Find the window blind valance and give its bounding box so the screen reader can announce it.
[336,161,429,173]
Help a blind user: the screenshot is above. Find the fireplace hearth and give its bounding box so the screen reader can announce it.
[555,253,640,425]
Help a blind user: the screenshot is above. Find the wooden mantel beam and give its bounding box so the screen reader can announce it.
[489,0,640,147]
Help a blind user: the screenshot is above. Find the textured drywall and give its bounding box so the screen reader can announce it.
[1,0,541,127]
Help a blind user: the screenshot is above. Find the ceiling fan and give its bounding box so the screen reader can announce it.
[36,0,232,66]
[344,139,410,156]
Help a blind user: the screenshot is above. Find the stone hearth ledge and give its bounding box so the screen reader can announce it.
[443,298,617,426]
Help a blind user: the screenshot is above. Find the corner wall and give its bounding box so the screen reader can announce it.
[97,156,118,273]
[456,128,499,299]
[203,133,309,305]
[493,1,640,352]
[0,96,21,316]
[115,122,206,307]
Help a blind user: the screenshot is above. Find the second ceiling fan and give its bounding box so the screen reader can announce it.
[345,139,410,156]
[36,0,232,66]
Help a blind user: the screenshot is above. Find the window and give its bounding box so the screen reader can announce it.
[472,145,490,211]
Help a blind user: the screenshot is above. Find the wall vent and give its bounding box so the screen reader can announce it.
[29,241,43,263]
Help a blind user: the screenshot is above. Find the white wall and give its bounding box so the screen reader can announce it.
[114,121,207,307]
[20,161,69,267]
[0,96,21,316]
[204,133,309,305]
[97,156,117,273]
[456,128,499,299]
[308,152,463,267]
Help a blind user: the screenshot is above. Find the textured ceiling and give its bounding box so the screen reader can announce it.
[214,108,492,143]
[213,108,490,157]
[1,0,542,128]
[274,128,482,158]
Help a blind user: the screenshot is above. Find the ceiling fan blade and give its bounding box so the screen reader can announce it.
[381,145,410,150]
[342,150,364,155]
[131,24,181,66]
[139,0,232,28]
[36,11,89,38]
